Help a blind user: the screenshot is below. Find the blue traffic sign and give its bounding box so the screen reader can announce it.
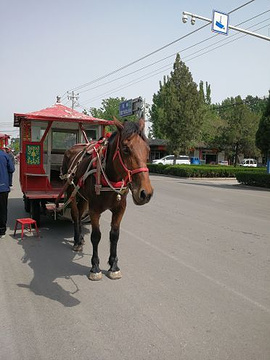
[119,99,133,117]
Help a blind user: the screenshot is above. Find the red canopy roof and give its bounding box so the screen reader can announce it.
[0,133,10,139]
[14,103,114,127]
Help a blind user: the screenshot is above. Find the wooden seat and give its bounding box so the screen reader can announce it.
[14,218,40,240]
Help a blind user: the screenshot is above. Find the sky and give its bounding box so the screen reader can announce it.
[1,0,270,137]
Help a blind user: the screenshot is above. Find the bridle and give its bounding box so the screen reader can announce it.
[112,133,149,185]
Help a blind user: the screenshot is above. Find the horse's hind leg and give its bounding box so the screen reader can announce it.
[108,204,126,280]
[71,198,86,252]
[77,198,88,245]
[88,212,102,281]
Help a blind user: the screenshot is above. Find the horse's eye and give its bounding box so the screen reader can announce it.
[122,146,130,155]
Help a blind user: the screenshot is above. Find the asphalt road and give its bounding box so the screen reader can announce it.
[0,167,269,360]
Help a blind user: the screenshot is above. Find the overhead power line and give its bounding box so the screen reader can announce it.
[62,0,256,98]
[79,21,270,108]
[78,17,269,108]
[78,10,269,97]
[61,23,210,103]
[184,21,270,62]
[63,22,209,95]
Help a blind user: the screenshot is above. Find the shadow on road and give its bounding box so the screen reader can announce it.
[8,197,91,307]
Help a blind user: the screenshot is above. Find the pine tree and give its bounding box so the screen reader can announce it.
[151,54,203,160]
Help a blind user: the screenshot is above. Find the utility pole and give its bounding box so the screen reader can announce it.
[182,10,270,41]
[67,91,79,109]
[143,99,153,138]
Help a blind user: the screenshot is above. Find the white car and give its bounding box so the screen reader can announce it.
[152,155,190,165]
[218,160,229,166]
[240,158,257,167]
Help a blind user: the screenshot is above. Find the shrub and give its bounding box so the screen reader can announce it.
[235,171,270,188]
[147,163,171,174]
[148,163,267,180]
[148,164,236,177]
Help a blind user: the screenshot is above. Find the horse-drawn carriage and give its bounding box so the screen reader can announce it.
[14,101,153,279]
[14,101,113,225]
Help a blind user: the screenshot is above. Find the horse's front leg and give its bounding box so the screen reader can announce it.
[88,212,102,281]
[108,200,126,280]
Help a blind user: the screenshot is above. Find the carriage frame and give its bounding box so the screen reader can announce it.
[14,102,113,225]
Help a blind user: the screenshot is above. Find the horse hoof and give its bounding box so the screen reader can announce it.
[108,270,122,280]
[88,271,102,281]
[73,244,83,252]
[80,236,85,245]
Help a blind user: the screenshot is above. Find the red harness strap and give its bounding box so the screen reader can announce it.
[78,134,149,194]
[98,175,125,189]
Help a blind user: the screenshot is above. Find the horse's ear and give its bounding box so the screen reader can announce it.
[138,117,145,132]
[113,116,124,131]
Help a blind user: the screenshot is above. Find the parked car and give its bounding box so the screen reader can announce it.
[240,158,257,167]
[218,160,229,166]
[152,155,190,165]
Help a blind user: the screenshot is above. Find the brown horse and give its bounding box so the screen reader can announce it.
[61,118,153,280]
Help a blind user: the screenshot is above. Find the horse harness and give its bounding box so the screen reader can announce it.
[56,135,149,210]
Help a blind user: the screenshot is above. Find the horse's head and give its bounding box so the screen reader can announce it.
[113,117,153,205]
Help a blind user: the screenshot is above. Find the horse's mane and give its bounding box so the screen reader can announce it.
[109,121,148,144]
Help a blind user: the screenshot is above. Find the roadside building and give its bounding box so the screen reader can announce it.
[149,138,227,164]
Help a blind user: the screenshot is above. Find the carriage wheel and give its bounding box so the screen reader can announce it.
[30,200,41,227]
[23,194,31,213]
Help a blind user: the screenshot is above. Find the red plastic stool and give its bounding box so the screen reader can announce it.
[14,218,40,240]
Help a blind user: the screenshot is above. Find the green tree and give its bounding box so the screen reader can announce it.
[256,93,270,163]
[244,95,267,114]
[199,80,211,105]
[10,137,20,154]
[217,96,260,166]
[150,54,203,161]
[197,81,225,148]
[86,97,137,122]
[88,97,123,120]
[199,107,225,148]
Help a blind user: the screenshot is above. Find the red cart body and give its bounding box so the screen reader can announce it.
[14,101,113,224]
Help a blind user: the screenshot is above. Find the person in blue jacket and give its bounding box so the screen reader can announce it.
[0,147,15,238]
[4,147,15,186]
